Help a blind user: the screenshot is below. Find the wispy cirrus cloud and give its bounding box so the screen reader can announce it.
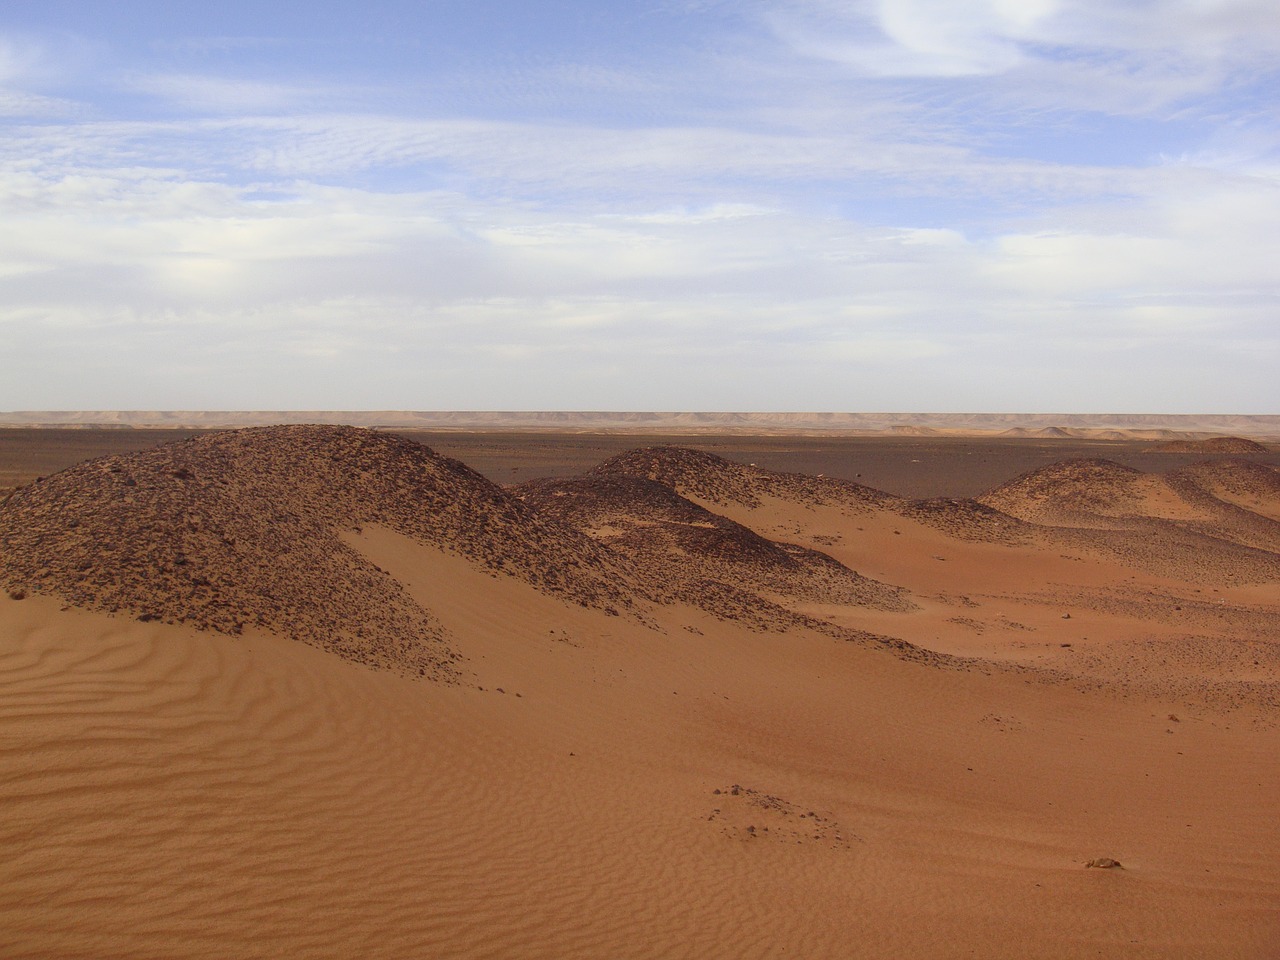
[0,3,1276,411]
[761,0,1280,116]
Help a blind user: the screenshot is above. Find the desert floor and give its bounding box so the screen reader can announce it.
[1,429,1277,959]
[6,427,1280,497]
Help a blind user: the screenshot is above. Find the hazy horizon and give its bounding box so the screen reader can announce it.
[3,409,1279,438]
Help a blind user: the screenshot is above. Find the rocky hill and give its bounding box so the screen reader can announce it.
[979,458,1280,583]
[514,473,913,624]
[1169,459,1280,516]
[8,429,1276,677]
[0,426,640,677]
[591,446,1029,544]
[588,446,893,512]
[977,459,1152,526]
[1149,436,1268,454]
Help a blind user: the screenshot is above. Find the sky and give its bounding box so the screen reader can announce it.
[1,0,1277,413]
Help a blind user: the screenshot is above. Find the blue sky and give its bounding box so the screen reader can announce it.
[1,0,1277,412]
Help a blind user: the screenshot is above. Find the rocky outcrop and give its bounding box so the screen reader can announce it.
[0,425,640,677]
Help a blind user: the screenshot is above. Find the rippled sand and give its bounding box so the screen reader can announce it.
[2,430,1278,958]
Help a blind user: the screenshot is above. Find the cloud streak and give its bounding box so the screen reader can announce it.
[0,3,1276,412]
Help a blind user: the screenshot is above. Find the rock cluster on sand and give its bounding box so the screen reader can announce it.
[587,445,893,511]
[515,472,913,624]
[1148,436,1267,454]
[0,425,635,678]
[979,457,1280,583]
[5,427,1279,677]
[0,427,915,669]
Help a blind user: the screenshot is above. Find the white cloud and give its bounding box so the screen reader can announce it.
[762,0,1280,114]
[0,34,84,117]
[0,6,1276,411]
[762,0,1050,77]
[2,146,1273,410]
[986,175,1280,300]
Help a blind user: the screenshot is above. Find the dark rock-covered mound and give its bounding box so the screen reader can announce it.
[514,474,913,621]
[1149,436,1267,454]
[1163,459,1280,552]
[589,446,891,512]
[593,446,1030,544]
[894,497,1033,544]
[1169,459,1280,506]
[979,458,1280,583]
[0,425,639,677]
[978,459,1150,525]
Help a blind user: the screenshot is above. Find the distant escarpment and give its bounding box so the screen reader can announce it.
[514,473,914,624]
[0,425,638,677]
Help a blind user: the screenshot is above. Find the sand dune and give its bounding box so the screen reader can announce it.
[2,427,1279,958]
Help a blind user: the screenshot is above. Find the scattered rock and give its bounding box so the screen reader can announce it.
[0,425,642,680]
[1085,858,1123,869]
[514,468,914,628]
[1148,436,1266,454]
[705,784,854,848]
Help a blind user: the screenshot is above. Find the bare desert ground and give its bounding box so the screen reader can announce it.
[1,425,1278,959]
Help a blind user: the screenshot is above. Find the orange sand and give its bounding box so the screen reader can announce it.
[1,432,1278,958]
